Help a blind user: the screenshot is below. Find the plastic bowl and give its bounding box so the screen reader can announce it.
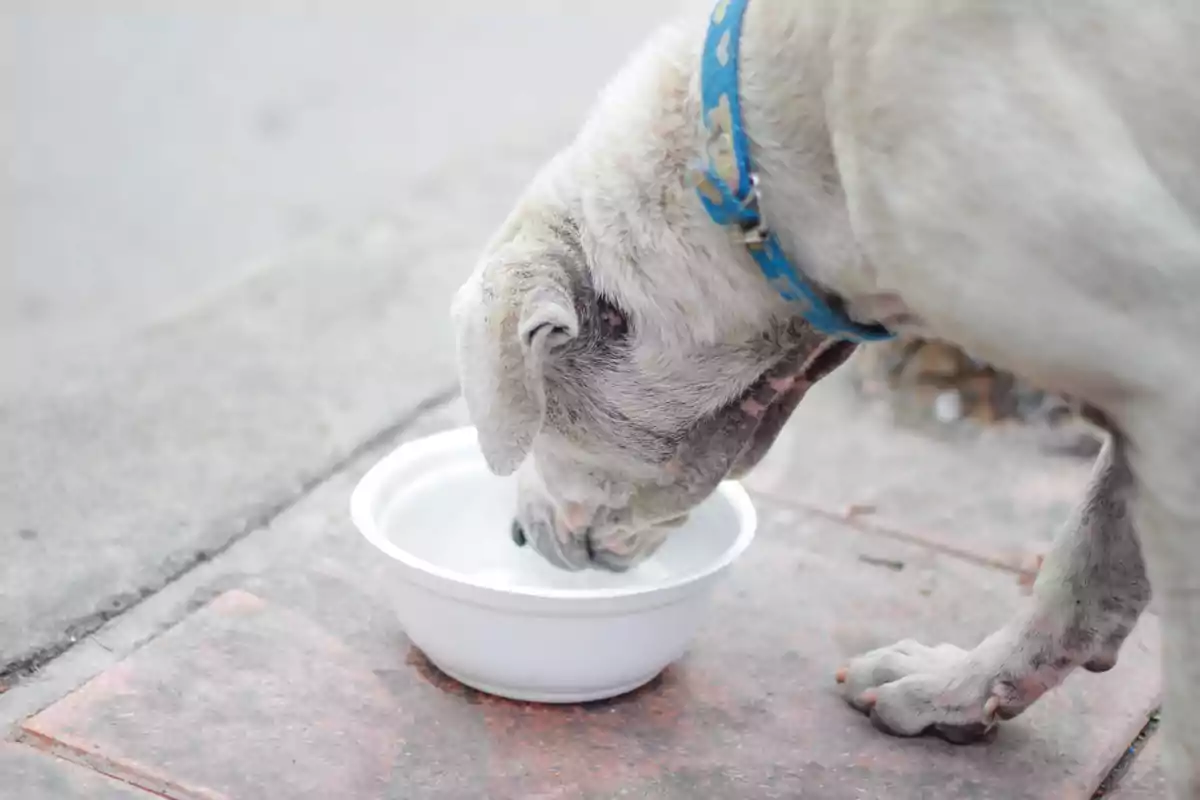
[349,427,757,703]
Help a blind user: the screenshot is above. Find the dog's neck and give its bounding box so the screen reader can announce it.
[566,2,919,346]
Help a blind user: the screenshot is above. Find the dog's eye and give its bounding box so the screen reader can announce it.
[597,296,629,338]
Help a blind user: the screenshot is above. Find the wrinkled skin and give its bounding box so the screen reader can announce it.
[515,307,855,571]
[453,211,855,571]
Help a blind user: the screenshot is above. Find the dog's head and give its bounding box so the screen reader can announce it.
[451,168,855,572]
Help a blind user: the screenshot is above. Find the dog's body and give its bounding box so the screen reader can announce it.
[452,0,1200,794]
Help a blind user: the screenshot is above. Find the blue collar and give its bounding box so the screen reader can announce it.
[696,0,894,342]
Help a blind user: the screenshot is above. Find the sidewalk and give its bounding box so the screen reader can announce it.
[0,383,1165,799]
[4,3,1166,797]
[0,0,680,684]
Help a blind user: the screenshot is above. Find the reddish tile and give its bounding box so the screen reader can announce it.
[22,497,1159,800]
[743,377,1092,573]
[1107,733,1169,799]
[0,742,155,799]
[23,589,469,800]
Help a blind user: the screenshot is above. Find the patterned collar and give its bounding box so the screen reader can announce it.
[695,0,895,342]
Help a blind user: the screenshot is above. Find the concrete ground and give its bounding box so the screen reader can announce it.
[1,0,679,678]
[0,388,1168,799]
[0,2,1169,798]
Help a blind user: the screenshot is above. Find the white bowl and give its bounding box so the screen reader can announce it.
[349,427,757,703]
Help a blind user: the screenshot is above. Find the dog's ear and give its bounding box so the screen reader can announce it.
[451,250,579,475]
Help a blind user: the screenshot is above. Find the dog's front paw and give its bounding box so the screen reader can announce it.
[835,637,1052,744]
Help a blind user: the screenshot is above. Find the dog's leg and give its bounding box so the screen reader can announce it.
[837,432,1150,743]
[1125,412,1200,799]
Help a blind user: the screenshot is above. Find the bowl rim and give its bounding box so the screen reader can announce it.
[349,426,758,601]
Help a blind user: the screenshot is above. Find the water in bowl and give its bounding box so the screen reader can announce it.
[380,459,737,593]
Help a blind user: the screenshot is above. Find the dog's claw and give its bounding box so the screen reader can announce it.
[854,689,878,711]
[983,694,1001,722]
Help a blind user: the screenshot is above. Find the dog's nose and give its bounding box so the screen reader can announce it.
[511,514,592,571]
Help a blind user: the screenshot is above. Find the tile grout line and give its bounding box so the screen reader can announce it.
[0,386,461,721]
[1093,710,1163,798]
[749,487,1035,577]
[15,728,203,800]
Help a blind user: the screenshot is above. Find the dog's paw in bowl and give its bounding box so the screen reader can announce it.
[349,426,757,703]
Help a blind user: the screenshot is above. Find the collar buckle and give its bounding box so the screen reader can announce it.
[737,173,771,245]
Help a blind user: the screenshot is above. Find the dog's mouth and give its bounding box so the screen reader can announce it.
[729,338,857,477]
[800,339,858,384]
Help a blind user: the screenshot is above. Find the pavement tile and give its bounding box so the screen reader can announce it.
[0,398,478,736]
[23,590,440,800]
[742,374,1094,573]
[0,742,155,799]
[1107,733,1169,799]
[0,218,466,673]
[21,492,1160,800]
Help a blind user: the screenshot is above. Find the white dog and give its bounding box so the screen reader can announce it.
[451,0,1200,795]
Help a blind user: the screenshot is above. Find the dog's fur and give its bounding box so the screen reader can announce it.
[451,0,1200,794]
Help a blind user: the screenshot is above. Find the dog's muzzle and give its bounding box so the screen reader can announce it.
[509,512,672,573]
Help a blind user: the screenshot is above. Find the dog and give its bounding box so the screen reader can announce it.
[450,0,1200,795]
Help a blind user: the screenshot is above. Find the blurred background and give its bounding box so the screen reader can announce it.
[1,0,680,677]
[3,0,688,360]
